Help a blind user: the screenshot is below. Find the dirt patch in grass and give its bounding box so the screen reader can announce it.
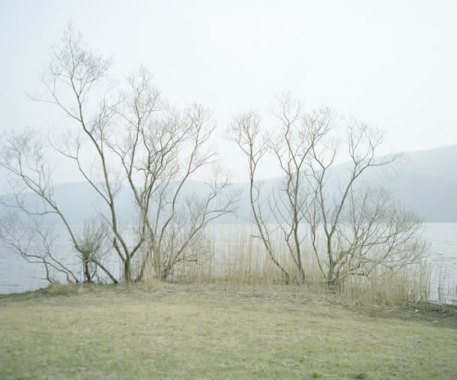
[1,283,456,379]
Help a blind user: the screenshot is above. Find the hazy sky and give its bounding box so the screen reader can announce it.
[1,0,457,183]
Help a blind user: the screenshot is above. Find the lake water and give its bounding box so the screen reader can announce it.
[420,223,457,303]
[1,223,456,303]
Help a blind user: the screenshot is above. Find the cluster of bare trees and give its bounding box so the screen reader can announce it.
[231,95,425,286]
[0,26,425,287]
[0,26,236,284]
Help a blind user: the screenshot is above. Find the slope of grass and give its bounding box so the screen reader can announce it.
[0,283,456,379]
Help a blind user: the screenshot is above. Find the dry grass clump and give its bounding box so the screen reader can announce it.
[45,282,79,296]
[339,263,431,306]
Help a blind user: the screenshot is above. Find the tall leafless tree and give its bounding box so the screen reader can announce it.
[230,110,292,283]
[304,122,425,285]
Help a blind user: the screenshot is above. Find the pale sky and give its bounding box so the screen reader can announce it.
[1,0,457,184]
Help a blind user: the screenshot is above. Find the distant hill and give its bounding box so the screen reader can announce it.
[0,180,220,226]
[0,145,456,223]
[232,145,457,223]
[384,145,457,222]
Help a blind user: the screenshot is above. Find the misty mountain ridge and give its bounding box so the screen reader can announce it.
[1,145,456,223]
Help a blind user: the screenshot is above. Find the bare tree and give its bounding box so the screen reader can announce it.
[0,215,79,284]
[231,96,425,286]
[268,97,334,283]
[230,110,292,283]
[0,24,236,285]
[0,129,118,284]
[305,123,425,285]
[102,68,237,281]
[230,96,335,284]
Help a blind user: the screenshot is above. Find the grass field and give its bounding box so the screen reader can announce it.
[0,283,456,379]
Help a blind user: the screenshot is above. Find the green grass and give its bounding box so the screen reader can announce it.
[0,283,456,379]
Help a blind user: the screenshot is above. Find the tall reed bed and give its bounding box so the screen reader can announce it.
[162,224,432,306]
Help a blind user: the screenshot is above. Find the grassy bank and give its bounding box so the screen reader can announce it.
[1,283,456,379]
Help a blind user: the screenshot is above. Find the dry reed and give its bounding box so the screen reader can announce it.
[160,226,432,307]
